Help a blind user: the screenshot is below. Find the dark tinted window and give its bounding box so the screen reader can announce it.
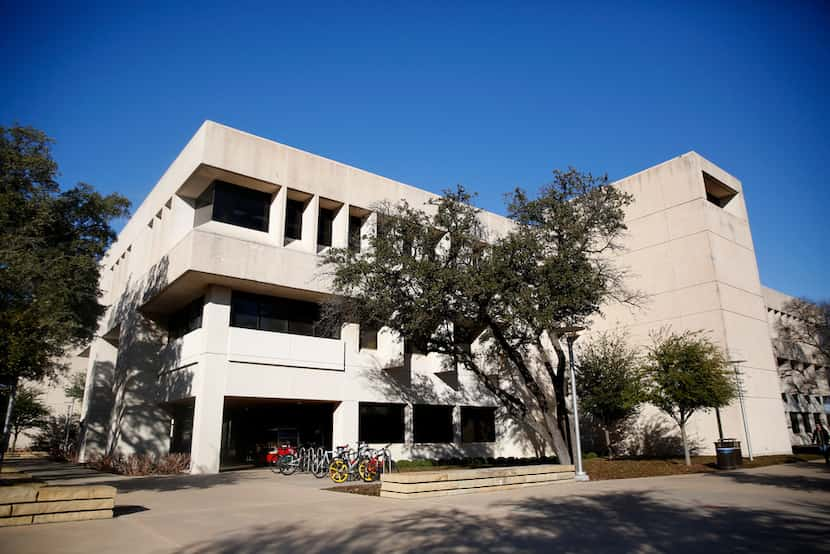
[359,403,405,443]
[318,208,334,247]
[229,291,339,339]
[359,325,378,350]
[285,199,305,240]
[461,406,496,443]
[211,181,270,232]
[348,215,363,252]
[169,297,204,339]
[790,412,801,433]
[802,413,813,434]
[413,404,453,443]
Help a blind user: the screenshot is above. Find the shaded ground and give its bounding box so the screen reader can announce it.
[1,459,828,553]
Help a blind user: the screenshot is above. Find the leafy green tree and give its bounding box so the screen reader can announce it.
[9,385,49,451]
[576,332,645,459]
[323,169,634,464]
[645,330,736,465]
[0,125,129,461]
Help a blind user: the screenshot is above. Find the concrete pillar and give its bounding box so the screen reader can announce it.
[332,202,349,249]
[189,285,231,474]
[453,405,462,445]
[405,403,414,445]
[269,186,287,246]
[333,400,358,447]
[302,195,319,253]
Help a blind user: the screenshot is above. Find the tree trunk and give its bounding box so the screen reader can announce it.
[543,411,572,465]
[0,378,18,468]
[11,429,19,452]
[604,427,613,461]
[680,421,691,466]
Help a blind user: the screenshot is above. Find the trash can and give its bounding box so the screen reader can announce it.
[715,439,742,469]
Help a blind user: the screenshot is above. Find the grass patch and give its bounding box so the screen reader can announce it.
[324,483,381,496]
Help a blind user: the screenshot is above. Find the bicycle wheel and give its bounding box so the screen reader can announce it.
[329,459,348,483]
[358,459,378,482]
[279,454,298,476]
[269,458,281,474]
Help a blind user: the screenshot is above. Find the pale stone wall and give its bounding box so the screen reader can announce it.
[588,152,792,456]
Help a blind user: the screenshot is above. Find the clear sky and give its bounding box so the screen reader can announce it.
[2,1,828,299]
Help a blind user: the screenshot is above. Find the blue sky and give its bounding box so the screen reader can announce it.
[2,1,828,299]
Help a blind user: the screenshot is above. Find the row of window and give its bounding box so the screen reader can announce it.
[167,292,382,346]
[358,403,496,444]
[788,411,826,435]
[197,180,366,252]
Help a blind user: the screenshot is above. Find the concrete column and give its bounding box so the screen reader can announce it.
[269,186,287,246]
[332,203,349,249]
[363,212,378,252]
[333,400,358,447]
[189,285,231,474]
[405,403,414,445]
[302,195,319,252]
[453,405,462,445]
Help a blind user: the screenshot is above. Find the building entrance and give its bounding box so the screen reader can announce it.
[220,397,336,467]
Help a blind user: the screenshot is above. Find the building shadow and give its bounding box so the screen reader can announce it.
[706,463,830,493]
[176,489,828,553]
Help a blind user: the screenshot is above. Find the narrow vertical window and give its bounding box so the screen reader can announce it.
[318,207,334,247]
[348,215,363,253]
[285,199,305,240]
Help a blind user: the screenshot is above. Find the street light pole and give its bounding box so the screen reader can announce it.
[566,333,589,481]
[731,360,753,461]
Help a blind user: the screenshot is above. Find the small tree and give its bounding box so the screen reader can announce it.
[645,330,736,465]
[9,385,49,451]
[576,332,645,459]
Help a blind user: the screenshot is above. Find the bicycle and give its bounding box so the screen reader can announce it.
[328,442,372,483]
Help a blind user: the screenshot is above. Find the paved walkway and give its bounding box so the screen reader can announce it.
[2,460,828,553]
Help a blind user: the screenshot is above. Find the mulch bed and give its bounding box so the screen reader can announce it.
[322,454,821,496]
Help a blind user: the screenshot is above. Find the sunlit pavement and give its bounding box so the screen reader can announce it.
[2,460,828,553]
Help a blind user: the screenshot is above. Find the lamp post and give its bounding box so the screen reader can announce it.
[561,325,589,481]
[729,359,753,461]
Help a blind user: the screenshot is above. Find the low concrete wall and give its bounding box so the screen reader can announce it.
[0,473,116,527]
[380,464,575,498]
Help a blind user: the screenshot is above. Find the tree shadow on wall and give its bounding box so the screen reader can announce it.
[177,490,828,553]
[83,256,193,461]
[618,415,701,458]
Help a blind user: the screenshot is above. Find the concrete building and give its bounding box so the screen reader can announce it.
[77,121,794,473]
[764,287,830,446]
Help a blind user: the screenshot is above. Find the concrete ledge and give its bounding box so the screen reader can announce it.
[12,498,115,516]
[380,465,577,498]
[36,485,117,502]
[33,509,113,525]
[382,464,574,484]
[0,515,33,527]
[0,483,44,504]
[0,482,117,525]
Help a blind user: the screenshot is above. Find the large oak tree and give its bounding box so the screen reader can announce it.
[322,170,634,464]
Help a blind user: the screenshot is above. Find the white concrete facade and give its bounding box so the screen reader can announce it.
[77,121,793,473]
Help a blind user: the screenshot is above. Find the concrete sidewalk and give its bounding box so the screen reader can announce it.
[1,461,828,553]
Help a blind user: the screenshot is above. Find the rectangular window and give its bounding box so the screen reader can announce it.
[285,199,305,240]
[815,413,823,427]
[461,406,496,443]
[229,291,339,339]
[405,339,424,355]
[211,181,270,232]
[802,413,813,435]
[359,325,378,350]
[790,412,801,434]
[413,404,453,443]
[359,403,405,443]
[169,297,204,339]
[348,215,363,252]
[317,207,334,247]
